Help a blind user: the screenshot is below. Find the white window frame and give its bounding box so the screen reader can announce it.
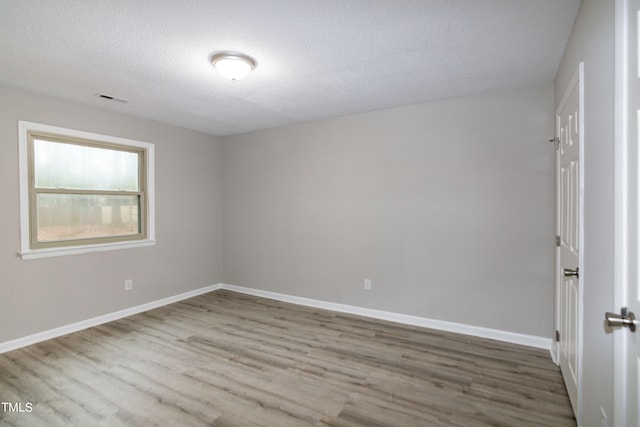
[18,121,156,260]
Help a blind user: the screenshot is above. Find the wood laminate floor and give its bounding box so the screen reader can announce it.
[0,290,575,426]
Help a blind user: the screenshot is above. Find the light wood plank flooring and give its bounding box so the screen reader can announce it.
[0,290,575,426]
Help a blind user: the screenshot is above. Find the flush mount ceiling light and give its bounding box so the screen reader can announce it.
[210,52,256,81]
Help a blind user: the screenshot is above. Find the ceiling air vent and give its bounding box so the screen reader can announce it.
[95,93,128,103]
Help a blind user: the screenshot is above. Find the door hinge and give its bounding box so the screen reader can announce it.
[555,330,560,342]
[555,235,561,247]
[550,137,560,150]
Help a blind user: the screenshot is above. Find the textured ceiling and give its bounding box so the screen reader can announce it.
[0,0,581,136]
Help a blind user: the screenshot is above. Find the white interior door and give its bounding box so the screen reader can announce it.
[556,63,584,420]
[614,1,640,426]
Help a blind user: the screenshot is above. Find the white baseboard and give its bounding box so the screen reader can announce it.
[220,284,553,351]
[550,339,560,365]
[1,282,552,355]
[0,283,222,354]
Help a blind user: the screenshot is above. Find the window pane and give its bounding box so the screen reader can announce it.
[36,194,140,242]
[34,139,139,191]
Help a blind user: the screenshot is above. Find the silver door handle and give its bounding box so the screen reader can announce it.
[605,307,638,332]
[563,267,579,278]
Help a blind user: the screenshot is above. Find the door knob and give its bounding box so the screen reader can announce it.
[605,307,638,332]
[563,267,579,278]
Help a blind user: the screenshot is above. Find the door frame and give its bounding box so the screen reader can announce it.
[614,1,632,425]
[554,62,585,423]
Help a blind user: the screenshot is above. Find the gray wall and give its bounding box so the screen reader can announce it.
[222,82,555,338]
[0,86,222,343]
[555,0,615,425]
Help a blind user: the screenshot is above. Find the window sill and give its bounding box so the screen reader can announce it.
[19,239,157,260]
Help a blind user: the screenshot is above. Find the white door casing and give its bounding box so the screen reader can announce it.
[556,63,584,422]
[614,1,640,426]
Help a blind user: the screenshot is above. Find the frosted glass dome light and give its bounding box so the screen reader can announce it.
[211,52,256,81]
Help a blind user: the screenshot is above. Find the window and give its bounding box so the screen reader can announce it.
[19,121,155,259]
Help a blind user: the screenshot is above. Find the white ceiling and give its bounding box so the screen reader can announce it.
[0,0,581,136]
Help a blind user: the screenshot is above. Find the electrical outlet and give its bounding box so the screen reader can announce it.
[364,279,372,290]
[124,279,133,291]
